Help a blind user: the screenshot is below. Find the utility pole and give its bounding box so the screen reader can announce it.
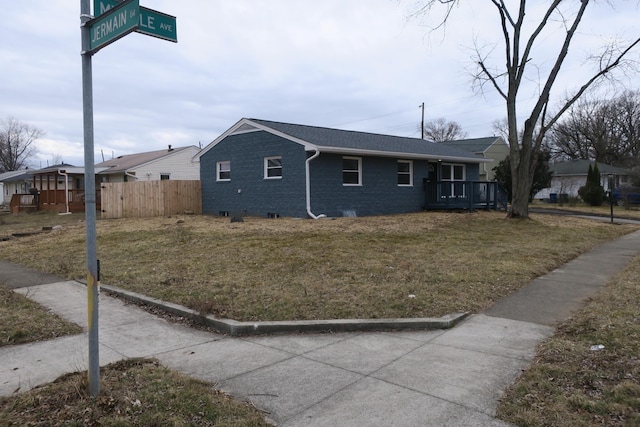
[419,102,425,139]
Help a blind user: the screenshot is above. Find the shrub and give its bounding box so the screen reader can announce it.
[578,163,605,206]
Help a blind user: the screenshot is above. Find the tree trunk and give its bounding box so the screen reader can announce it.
[508,121,534,219]
[509,164,532,218]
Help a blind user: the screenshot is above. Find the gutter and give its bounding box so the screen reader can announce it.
[124,170,137,181]
[305,149,326,219]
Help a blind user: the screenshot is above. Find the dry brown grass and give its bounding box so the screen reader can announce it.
[0,358,270,426]
[496,255,640,426]
[0,211,636,321]
[0,284,82,347]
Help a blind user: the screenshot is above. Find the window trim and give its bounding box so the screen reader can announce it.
[160,173,170,181]
[397,160,413,187]
[441,163,466,197]
[264,156,283,180]
[216,160,231,182]
[342,156,362,186]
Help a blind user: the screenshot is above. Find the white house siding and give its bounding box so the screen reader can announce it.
[535,176,585,199]
[535,174,618,200]
[2,180,29,205]
[131,147,201,181]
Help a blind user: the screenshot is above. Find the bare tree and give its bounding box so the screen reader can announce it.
[422,117,467,142]
[411,1,640,218]
[0,117,43,173]
[549,90,640,168]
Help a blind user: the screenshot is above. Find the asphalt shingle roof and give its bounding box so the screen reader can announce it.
[550,159,631,176]
[250,119,486,161]
[441,137,504,153]
[96,146,194,173]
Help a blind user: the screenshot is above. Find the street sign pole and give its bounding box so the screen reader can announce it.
[80,0,174,397]
[80,0,100,397]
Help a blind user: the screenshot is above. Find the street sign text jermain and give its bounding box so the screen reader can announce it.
[95,0,177,43]
[88,0,139,54]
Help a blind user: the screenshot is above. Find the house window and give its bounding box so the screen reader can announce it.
[343,156,362,186]
[264,156,282,179]
[217,161,231,181]
[160,173,170,180]
[397,160,413,186]
[441,163,465,197]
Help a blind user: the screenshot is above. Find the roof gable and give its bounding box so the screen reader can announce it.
[199,118,489,163]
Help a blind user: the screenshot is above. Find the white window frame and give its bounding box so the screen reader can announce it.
[342,156,362,186]
[441,163,466,197]
[264,156,283,179]
[397,160,413,187]
[160,173,170,180]
[216,160,231,181]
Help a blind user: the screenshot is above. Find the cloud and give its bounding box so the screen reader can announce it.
[1,0,638,167]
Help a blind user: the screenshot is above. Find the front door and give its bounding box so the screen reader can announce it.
[427,163,438,203]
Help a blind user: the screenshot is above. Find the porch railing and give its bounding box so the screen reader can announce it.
[424,180,508,211]
[9,189,100,213]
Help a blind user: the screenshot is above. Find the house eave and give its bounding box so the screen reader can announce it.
[310,146,491,163]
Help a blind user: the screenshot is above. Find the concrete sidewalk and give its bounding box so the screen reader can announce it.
[2,229,640,426]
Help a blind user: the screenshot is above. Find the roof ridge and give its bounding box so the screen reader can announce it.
[249,118,429,142]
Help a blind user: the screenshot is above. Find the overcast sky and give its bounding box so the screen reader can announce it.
[1,1,638,168]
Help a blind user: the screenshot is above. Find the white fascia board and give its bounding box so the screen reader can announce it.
[194,118,317,161]
[248,121,317,151]
[310,146,492,164]
[194,118,248,161]
[57,167,110,174]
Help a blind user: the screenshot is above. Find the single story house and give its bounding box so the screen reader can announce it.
[196,118,504,218]
[0,169,32,206]
[6,147,201,214]
[96,145,200,182]
[534,159,633,201]
[441,136,509,181]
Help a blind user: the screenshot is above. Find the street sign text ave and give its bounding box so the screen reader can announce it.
[95,0,177,43]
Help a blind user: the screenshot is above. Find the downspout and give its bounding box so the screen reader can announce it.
[305,149,326,219]
[58,169,71,215]
[124,170,137,181]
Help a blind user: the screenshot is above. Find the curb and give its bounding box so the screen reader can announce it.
[100,284,469,337]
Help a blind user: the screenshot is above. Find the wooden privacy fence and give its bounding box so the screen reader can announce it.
[101,180,202,219]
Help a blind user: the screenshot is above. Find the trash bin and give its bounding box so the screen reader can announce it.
[549,193,558,203]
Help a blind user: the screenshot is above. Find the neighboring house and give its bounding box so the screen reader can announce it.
[196,118,500,218]
[96,145,200,182]
[534,159,633,200]
[441,136,509,181]
[0,170,33,206]
[29,164,99,213]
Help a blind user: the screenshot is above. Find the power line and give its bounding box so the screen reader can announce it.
[330,108,415,127]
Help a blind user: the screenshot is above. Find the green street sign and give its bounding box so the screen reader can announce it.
[95,0,177,43]
[88,0,140,54]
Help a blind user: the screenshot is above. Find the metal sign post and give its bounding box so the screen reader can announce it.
[79,0,175,397]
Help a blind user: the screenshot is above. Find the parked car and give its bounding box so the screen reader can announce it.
[612,187,640,206]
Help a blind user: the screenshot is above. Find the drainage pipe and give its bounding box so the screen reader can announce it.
[58,169,71,215]
[305,149,326,219]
